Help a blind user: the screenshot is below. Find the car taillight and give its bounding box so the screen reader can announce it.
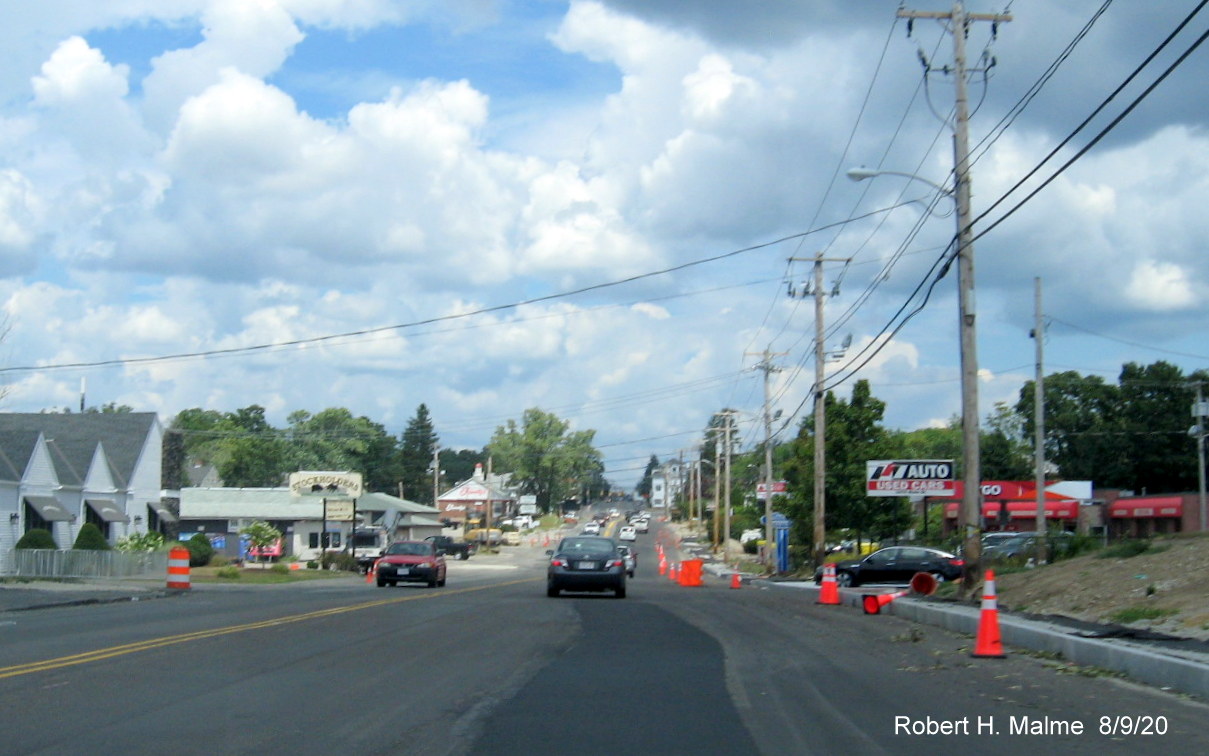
[950,558,964,566]
[607,559,624,568]
[550,557,568,567]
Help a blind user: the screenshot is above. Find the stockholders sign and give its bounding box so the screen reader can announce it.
[866,460,955,497]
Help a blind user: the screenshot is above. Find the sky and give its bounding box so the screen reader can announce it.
[1,0,1207,489]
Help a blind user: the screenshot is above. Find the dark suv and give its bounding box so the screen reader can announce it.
[815,546,964,587]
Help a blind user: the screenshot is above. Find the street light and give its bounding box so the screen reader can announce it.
[848,163,984,590]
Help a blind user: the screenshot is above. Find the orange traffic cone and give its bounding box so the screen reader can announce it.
[669,563,679,582]
[817,562,841,605]
[863,589,907,614]
[658,554,667,575]
[730,572,742,589]
[972,570,1006,658]
[365,559,378,584]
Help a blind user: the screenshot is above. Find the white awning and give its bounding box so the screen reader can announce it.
[149,501,178,523]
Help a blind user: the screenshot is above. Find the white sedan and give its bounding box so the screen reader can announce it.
[618,525,637,541]
[583,521,601,535]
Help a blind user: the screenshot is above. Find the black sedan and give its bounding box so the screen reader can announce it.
[546,536,627,598]
[814,546,963,587]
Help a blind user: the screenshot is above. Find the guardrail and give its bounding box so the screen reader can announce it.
[11,550,168,579]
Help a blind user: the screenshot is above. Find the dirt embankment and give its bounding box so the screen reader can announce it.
[994,534,1209,642]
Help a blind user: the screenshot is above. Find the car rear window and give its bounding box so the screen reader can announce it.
[559,539,614,556]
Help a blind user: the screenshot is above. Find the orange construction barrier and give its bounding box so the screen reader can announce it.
[972,570,1006,658]
[863,589,906,614]
[166,546,191,590]
[678,559,703,587]
[816,562,840,605]
[730,572,742,589]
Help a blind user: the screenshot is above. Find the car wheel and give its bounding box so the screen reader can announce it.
[547,582,560,598]
[376,578,386,587]
[836,571,854,588]
[428,576,438,588]
[459,551,470,561]
[388,580,397,587]
[438,575,446,587]
[615,584,626,599]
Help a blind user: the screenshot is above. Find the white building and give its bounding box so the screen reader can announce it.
[0,413,166,573]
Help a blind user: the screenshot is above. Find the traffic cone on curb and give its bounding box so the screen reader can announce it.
[730,572,742,589]
[816,562,841,605]
[365,559,378,584]
[972,570,1006,658]
[863,590,906,614]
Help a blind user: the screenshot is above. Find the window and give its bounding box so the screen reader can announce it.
[308,532,341,548]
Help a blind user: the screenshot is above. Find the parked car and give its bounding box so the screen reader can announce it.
[814,546,963,587]
[619,525,637,541]
[424,534,476,560]
[375,541,446,588]
[617,544,637,577]
[983,532,1076,562]
[546,536,627,598]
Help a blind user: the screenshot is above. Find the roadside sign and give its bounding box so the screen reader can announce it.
[866,460,955,497]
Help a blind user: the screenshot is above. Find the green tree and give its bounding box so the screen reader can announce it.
[488,408,602,513]
[981,402,1033,480]
[1016,370,1125,485]
[399,404,439,503]
[240,521,283,564]
[72,523,111,550]
[286,408,399,492]
[636,455,659,501]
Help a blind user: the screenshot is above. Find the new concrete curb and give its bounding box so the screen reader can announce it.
[766,581,1209,701]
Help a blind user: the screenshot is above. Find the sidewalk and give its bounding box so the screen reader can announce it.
[0,578,170,612]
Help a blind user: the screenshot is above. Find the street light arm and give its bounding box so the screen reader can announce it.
[846,166,953,197]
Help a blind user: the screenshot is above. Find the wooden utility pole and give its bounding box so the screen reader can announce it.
[1032,277,1048,563]
[789,255,850,569]
[897,1,1011,595]
[746,350,785,573]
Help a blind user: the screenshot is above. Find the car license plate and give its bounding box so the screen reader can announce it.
[396,568,410,576]
[577,561,596,570]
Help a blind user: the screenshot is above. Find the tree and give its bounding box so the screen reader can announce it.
[636,455,659,501]
[240,521,283,564]
[1016,370,1125,485]
[488,408,602,512]
[981,402,1033,480]
[399,404,439,502]
[286,408,399,492]
[72,523,111,550]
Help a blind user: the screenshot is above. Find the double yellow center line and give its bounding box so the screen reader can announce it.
[0,577,537,680]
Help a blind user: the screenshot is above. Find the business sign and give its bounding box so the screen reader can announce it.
[756,481,789,501]
[866,460,955,497]
[289,470,363,499]
[324,500,356,522]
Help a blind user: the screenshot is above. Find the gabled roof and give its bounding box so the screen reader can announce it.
[0,429,41,481]
[0,413,159,487]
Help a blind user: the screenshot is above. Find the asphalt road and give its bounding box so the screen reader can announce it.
[1,525,1207,755]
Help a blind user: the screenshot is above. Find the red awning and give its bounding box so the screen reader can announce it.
[944,499,1079,519]
[1108,497,1183,519]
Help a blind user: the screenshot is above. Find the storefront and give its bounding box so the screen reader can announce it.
[1107,495,1187,538]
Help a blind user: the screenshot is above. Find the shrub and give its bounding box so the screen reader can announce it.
[270,563,290,575]
[183,533,215,567]
[306,560,319,569]
[210,554,231,568]
[328,552,359,572]
[215,566,241,580]
[115,531,166,552]
[73,523,112,550]
[15,529,57,550]
[1097,539,1150,559]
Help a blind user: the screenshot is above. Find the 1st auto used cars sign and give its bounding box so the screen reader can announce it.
[866,460,955,497]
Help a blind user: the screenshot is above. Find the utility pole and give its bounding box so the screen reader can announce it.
[723,410,734,566]
[713,436,722,551]
[1031,277,1048,564]
[789,255,850,569]
[747,349,784,573]
[898,1,1011,595]
[1194,382,1207,533]
[432,445,440,510]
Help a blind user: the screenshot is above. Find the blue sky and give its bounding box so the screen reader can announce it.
[1,1,1207,487]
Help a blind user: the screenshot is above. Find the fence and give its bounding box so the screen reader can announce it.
[11,550,168,579]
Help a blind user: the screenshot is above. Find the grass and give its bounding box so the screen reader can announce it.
[1106,605,1177,624]
[190,565,359,584]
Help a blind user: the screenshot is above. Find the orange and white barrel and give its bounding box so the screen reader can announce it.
[167,546,191,590]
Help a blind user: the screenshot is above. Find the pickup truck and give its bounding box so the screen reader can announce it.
[424,535,476,560]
